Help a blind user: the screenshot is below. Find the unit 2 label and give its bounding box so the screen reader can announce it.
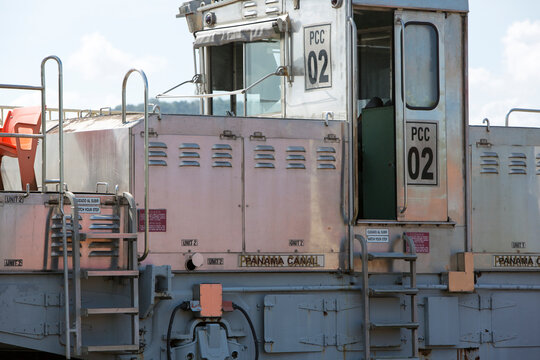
[304,24,332,90]
[406,122,438,185]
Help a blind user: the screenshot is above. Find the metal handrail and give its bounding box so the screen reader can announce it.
[398,18,408,214]
[64,191,82,356]
[158,74,202,96]
[41,56,65,195]
[402,233,418,358]
[0,56,65,194]
[0,133,43,139]
[354,234,370,360]
[347,17,358,273]
[150,103,162,120]
[155,67,287,116]
[505,108,540,126]
[121,69,150,262]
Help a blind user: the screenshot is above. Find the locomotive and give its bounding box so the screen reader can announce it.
[0,0,539,359]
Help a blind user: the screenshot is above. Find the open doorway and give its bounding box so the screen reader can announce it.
[355,10,396,220]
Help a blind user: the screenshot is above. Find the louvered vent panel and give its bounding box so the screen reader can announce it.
[243,1,257,18]
[179,143,200,167]
[254,145,275,169]
[536,153,540,175]
[480,151,499,174]
[50,214,82,257]
[149,142,167,166]
[212,144,233,168]
[87,214,120,257]
[286,146,306,170]
[508,152,527,175]
[316,146,337,170]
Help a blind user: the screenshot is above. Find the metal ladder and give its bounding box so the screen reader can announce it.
[64,192,140,356]
[0,55,76,358]
[58,68,150,358]
[356,233,419,360]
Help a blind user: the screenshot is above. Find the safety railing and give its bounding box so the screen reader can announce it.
[0,56,65,194]
[505,108,540,127]
[156,67,287,117]
[122,69,150,262]
[0,106,129,127]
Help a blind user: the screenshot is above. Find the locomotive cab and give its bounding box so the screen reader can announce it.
[184,1,465,229]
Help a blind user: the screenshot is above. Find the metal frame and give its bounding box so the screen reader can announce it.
[121,69,150,262]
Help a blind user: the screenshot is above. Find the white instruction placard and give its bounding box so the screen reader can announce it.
[366,228,389,243]
[77,197,101,214]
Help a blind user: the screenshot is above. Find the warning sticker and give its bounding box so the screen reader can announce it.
[77,197,101,214]
[405,232,430,253]
[138,209,167,232]
[366,228,389,243]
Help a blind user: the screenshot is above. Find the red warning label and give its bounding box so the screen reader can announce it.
[405,232,429,254]
[138,209,166,232]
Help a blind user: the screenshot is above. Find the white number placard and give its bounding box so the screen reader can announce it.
[304,24,332,90]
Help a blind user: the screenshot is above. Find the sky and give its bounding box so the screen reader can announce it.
[1,0,540,127]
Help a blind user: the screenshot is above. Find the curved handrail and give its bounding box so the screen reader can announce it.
[41,56,64,194]
[505,108,540,127]
[158,74,202,96]
[354,234,370,360]
[121,69,150,262]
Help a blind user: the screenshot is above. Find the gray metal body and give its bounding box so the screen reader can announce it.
[1,0,540,360]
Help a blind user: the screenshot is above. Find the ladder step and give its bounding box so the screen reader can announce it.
[369,288,418,296]
[84,233,138,240]
[83,307,138,316]
[83,270,139,278]
[370,322,419,330]
[83,345,139,353]
[368,252,417,261]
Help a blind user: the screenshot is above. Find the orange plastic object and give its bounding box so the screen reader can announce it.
[194,284,223,317]
[448,252,474,292]
[0,106,42,191]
